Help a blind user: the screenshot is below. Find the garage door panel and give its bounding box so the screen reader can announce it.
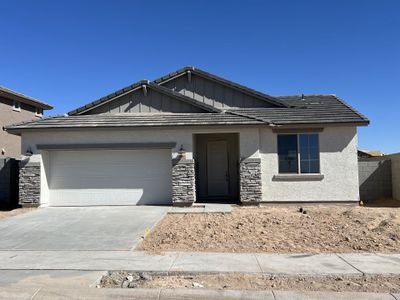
[50,175,169,189]
[48,149,172,206]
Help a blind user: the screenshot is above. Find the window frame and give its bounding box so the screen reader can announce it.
[12,101,21,112]
[277,133,321,174]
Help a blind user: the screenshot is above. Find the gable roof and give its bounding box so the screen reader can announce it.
[0,86,53,110]
[154,66,289,108]
[226,94,369,126]
[5,68,369,133]
[68,80,221,115]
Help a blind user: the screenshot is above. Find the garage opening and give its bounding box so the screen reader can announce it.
[46,149,172,206]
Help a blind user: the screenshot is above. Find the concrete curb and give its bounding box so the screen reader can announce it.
[0,287,398,300]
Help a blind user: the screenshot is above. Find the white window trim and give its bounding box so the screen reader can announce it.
[277,133,321,175]
[12,101,21,112]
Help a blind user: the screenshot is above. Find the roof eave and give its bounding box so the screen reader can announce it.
[0,89,53,110]
[272,120,370,127]
[5,122,266,134]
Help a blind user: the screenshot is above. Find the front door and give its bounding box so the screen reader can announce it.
[195,133,239,202]
[207,140,229,196]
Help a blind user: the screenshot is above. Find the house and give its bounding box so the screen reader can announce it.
[358,150,385,159]
[1,86,53,159]
[0,86,52,207]
[5,67,369,207]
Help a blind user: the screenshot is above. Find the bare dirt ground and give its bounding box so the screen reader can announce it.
[101,272,400,293]
[0,207,35,219]
[137,205,400,253]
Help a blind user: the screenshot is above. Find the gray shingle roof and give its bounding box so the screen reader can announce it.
[0,86,53,110]
[227,95,369,125]
[5,113,264,132]
[4,68,369,133]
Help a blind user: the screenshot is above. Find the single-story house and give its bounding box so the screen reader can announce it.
[5,67,369,207]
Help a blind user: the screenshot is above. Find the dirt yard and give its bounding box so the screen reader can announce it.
[137,206,400,253]
[0,208,35,219]
[101,272,400,293]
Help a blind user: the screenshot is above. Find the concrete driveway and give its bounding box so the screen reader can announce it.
[0,206,167,250]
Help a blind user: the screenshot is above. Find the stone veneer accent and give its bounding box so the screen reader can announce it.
[19,160,41,207]
[172,158,196,206]
[240,157,262,204]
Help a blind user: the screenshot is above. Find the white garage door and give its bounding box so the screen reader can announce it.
[48,149,172,206]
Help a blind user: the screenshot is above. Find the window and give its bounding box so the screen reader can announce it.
[12,101,21,112]
[299,134,320,173]
[278,134,298,173]
[35,107,43,117]
[277,133,320,174]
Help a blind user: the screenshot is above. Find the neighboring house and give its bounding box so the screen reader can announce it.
[5,67,369,207]
[0,86,53,158]
[358,150,385,159]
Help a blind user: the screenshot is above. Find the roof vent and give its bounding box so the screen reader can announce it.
[301,94,305,100]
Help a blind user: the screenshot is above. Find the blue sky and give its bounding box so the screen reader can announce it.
[0,0,399,153]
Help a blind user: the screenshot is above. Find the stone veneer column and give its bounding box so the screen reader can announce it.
[171,157,196,206]
[240,157,262,204]
[19,159,41,207]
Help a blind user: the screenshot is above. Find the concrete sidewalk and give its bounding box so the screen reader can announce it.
[1,287,398,300]
[1,251,400,275]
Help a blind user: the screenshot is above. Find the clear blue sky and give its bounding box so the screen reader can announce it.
[1,0,399,153]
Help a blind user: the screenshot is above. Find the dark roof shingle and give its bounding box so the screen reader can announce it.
[226,95,369,125]
[5,113,264,132]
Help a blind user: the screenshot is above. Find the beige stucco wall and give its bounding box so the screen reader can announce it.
[260,126,359,202]
[21,126,260,206]
[21,125,360,204]
[0,96,41,159]
[22,126,260,159]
